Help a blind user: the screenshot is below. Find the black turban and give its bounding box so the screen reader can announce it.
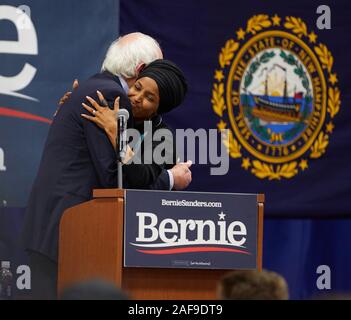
[137,59,187,114]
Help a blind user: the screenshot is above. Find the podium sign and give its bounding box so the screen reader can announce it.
[124,190,259,270]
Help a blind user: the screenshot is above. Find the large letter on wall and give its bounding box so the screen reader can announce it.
[0,5,38,101]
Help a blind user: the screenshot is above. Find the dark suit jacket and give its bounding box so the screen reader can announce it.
[21,72,166,262]
[128,115,176,191]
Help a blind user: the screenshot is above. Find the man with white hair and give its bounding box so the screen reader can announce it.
[100,33,191,190]
[21,32,191,299]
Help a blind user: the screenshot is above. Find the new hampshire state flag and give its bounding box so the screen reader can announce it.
[121,0,351,217]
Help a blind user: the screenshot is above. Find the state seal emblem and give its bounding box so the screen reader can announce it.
[212,14,340,179]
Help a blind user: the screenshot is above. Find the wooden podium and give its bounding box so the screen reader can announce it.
[58,189,264,299]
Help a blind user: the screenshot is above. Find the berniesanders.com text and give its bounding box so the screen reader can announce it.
[161,199,222,208]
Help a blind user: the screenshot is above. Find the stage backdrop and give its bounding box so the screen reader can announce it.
[0,0,119,299]
[119,0,351,299]
[0,0,119,207]
[121,0,351,218]
[1,0,350,216]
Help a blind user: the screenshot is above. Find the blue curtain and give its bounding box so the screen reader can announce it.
[118,0,351,299]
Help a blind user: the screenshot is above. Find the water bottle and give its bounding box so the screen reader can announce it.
[0,261,13,300]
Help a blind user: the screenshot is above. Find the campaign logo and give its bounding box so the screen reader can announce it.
[129,211,251,256]
[124,190,258,269]
[0,5,51,124]
[212,14,340,180]
[0,5,51,176]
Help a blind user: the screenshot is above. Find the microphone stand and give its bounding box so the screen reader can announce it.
[116,109,129,189]
[117,116,124,189]
[118,160,123,189]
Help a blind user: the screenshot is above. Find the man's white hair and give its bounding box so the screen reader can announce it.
[101,32,162,78]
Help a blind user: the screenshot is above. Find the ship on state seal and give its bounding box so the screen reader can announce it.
[250,65,304,123]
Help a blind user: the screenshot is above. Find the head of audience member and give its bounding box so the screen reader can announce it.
[101,32,163,88]
[59,278,128,300]
[218,269,289,300]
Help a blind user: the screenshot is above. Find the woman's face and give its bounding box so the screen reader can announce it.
[128,77,160,122]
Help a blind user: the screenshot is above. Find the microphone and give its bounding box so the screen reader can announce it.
[116,108,129,161]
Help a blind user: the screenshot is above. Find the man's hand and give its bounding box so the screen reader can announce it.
[58,79,79,106]
[54,79,79,117]
[170,160,192,190]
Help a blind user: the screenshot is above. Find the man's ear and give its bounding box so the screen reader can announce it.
[136,63,146,76]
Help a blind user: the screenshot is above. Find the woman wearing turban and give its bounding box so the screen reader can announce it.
[81,59,190,189]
